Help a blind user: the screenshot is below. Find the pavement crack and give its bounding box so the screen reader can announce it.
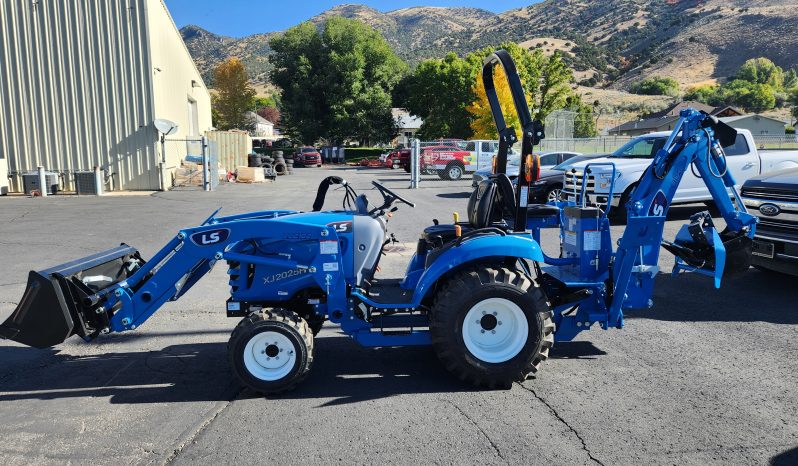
[517,383,604,466]
[445,399,506,463]
[162,384,242,465]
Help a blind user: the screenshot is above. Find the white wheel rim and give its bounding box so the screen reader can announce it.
[243,331,297,381]
[548,188,561,202]
[449,166,461,179]
[462,298,528,363]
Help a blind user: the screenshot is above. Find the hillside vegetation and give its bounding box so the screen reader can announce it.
[182,1,798,92]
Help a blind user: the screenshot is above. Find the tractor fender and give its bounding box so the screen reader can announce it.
[411,234,544,306]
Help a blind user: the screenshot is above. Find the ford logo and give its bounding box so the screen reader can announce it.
[759,203,780,216]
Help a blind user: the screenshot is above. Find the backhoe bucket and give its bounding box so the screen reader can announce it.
[0,245,144,348]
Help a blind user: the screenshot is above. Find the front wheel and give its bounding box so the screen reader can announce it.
[545,185,563,203]
[430,267,554,388]
[228,309,314,394]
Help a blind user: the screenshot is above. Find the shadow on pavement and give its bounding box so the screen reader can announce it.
[626,268,797,324]
[436,191,471,199]
[0,333,499,406]
[550,341,607,360]
[770,446,798,466]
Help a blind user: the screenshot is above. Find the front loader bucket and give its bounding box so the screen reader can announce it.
[0,245,144,348]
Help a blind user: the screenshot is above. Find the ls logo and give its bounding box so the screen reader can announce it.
[191,228,230,246]
[648,190,668,216]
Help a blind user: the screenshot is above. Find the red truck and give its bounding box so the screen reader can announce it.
[385,148,411,172]
[421,145,472,180]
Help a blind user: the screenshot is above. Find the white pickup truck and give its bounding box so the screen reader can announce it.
[563,129,798,211]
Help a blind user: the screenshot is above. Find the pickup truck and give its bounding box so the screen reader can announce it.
[423,140,516,180]
[741,168,798,276]
[563,129,798,215]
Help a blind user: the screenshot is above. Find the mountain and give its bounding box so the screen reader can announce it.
[181,1,798,91]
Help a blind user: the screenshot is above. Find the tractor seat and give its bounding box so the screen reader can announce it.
[421,178,503,250]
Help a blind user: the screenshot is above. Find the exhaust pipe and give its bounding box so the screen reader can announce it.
[0,245,144,348]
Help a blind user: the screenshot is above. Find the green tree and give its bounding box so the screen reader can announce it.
[269,18,406,145]
[321,17,407,145]
[212,57,256,131]
[736,57,783,88]
[722,80,776,111]
[629,76,680,97]
[393,53,475,139]
[269,22,327,144]
[789,89,798,126]
[784,69,798,91]
[684,84,720,104]
[568,95,598,138]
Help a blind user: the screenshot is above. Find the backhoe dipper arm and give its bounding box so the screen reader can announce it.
[608,109,758,328]
[100,220,344,333]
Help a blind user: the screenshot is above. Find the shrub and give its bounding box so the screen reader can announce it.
[629,76,680,96]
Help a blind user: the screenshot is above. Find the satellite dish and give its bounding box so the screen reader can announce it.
[154,118,178,136]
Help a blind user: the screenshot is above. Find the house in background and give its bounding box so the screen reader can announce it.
[246,112,276,139]
[0,0,212,191]
[392,108,423,147]
[720,114,786,137]
[609,101,744,136]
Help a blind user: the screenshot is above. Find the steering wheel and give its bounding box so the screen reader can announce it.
[371,181,415,212]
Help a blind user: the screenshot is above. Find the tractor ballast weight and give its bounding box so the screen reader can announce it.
[1,50,759,394]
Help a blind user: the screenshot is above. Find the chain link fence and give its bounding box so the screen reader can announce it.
[166,136,219,191]
[401,133,798,188]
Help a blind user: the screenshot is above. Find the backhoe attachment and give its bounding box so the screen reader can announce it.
[0,245,144,348]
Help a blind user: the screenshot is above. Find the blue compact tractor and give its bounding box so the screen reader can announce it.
[1,51,758,394]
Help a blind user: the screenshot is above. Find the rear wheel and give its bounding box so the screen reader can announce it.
[228,309,313,394]
[430,267,554,388]
[439,162,464,181]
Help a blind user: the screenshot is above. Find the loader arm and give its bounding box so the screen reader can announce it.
[1,210,347,347]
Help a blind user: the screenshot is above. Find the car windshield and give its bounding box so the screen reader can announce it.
[608,137,666,158]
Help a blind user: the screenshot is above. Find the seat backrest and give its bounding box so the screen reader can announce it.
[492,173,516,219]
[468,180,497,228]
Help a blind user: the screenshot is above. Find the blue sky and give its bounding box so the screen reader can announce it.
[164,1,536,38]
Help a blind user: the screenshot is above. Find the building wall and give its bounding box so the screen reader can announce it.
[725,116,785,136]
[0,0,159,191]
[145,0,212,171]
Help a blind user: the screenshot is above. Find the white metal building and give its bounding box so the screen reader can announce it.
[0,0,212,191]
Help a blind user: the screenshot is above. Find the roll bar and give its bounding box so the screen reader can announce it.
[482,50,545,231]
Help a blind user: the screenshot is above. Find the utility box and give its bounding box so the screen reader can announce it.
[22,172,59,195]
[74,171,103,195]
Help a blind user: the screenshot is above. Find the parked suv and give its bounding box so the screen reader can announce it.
[741,168,798,276]
[294,147,322,167]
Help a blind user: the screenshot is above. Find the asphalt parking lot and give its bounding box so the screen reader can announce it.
[1,166,796,465]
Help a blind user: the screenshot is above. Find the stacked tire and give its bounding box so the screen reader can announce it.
[272,151,287,176]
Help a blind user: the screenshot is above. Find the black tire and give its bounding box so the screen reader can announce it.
[439,162,464,181]
[228,309,314,395]
[403,163,411,173]
[544,184,563,203]
[429,267,555,389]
[273,161,287,175]
[613,184,637,224]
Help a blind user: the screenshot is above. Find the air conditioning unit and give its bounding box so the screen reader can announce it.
[74,171,103,195]
[22,172,59,195]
